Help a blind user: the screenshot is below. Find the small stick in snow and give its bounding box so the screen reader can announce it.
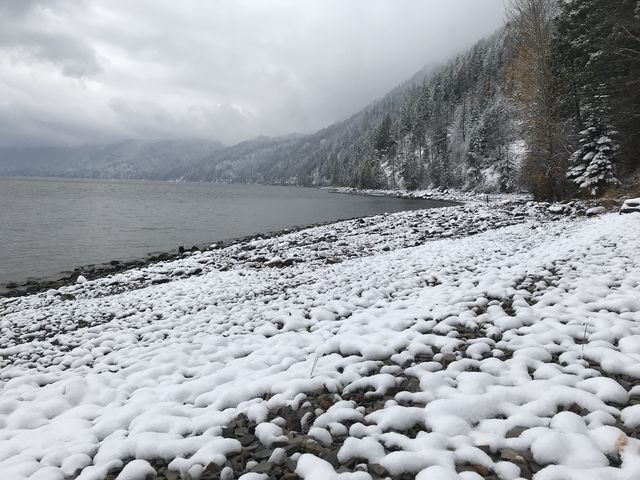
[580,323,588,359]
[309,354,319,378]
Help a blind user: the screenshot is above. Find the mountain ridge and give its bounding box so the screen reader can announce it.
[0,139,225,180]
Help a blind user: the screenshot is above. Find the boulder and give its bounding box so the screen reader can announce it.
[548,204,567,214]
[621,198,640,214]
[586,206,606,216]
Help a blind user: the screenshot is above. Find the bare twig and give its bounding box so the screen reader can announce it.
[309,354,319,378]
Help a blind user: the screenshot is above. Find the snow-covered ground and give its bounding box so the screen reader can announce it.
[1,201,639,480]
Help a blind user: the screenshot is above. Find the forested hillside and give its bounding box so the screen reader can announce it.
[2,0,637,199]
[165,0,640,199]
[181,29,517,192]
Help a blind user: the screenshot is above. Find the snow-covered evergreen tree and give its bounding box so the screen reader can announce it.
[566,100,619,196]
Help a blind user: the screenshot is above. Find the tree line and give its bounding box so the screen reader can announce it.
[510,0,639,199]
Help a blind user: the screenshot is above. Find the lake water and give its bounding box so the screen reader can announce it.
[0,177,450,285]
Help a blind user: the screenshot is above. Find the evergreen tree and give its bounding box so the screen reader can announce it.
[374,115,393,155]
[466,126,485,189]
[400,152,424,191]
[358,141,387,189]
[566,97,619,196]
[554,0,639,178]
[553,0,592,131]
[497,150,516,193]
[607,0,640,172]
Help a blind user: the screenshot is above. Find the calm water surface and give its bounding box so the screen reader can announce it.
[0,177,450,285]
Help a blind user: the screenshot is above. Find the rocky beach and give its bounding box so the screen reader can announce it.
[1,196,639,480]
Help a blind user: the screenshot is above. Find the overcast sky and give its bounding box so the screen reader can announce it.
[0,0,507,148]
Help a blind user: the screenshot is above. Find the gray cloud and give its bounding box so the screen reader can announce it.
[0,0,100,78]
[0,0,507,147]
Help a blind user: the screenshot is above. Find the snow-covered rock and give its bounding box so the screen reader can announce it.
[255,422,288,447]
[548,204,568,214]
[115,460,155,480]
[586,206,606,216]
[620,197,640,214]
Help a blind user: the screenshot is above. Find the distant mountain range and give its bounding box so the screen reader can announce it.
[0,139,225,181]
[0,29,513,191]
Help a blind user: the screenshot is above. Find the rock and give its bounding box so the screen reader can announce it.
[230,454,245,471]
[239,434,256,447]
[621,198,640,214]
[272,437,290,448]
[500,448,524,461]
[368,464,388,477]
[321,450,339,468]
[252,461,271,474]
[265,257,284,268]
[325,257,342,265]
[204,463,222,474]
[220,467,234,480]
[76,275,87,284]
[548,204,567,214]
[506,426,528,438]
[441,352,457,364]
[586,206,606,216]
[459,464,491,477]
[254,446,272,460]
[268,448,287,465]
[301,438,323,455]
[151,277,171,285]
[285,453,300,472]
